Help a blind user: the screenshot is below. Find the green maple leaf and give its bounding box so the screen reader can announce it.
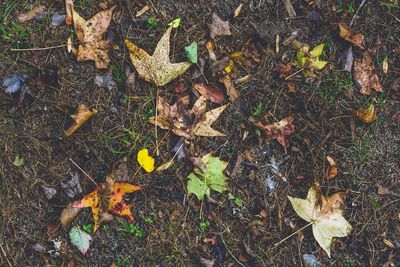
[187,154,228,200]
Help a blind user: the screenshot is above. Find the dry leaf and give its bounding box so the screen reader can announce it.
[206,41,217,61]
[209,13,231,39]
[338,21,365,49]
[65,0,73,25]
[234,3,244,18]
[353,51,383,95]
[125,27,191,86]
[382,57,388,75]
[67,36,73,53]
[17,5,46,23]
[136,5,149,17]
[251,116,295,153]
[343,46,353,72]
[156,161,174,172]
[64,104,97,136]
[326,156,336,166]
[72,6,116,69]
[194,83,225,104]
[220,75,240,102]
[149,96,227,138]
[283,0,296,18]
[355,103,377,123]
[288,183,352,257]
[324,166,338,180]
[60,203,81,228]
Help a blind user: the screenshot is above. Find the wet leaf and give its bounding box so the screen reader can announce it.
[137,148,155,172]
[185,41,198,64]
[72,178,141,232]
[338,21,365,49]
[64,104,97,136]
[353,51,383,95]
[194,83,225,104]
[71,6,116,69]
[125,27,191,86]
[69,226,92,255]
[17,5,46,22]
[288,183,352,257]
[251,116,295,153]
[355,103,377,123]
[187,154,228,200]
[209,13,231,39]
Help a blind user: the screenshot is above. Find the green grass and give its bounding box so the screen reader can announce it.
[305,72,352,103]
[116,218,143,239]
[380,0,400,9]
[347,137,371,164]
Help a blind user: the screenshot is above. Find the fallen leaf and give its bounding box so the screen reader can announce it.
[355,103,377,123]
[136,5,149,17]
[382,56,388,75]
[383,239,395,248]
[338,21,365,49]
[94,72,117,91]
[149,96,227,138]
[72,178,141,231]
[69,226,92,255]
[220,75,240,102]
[234,3,244,17]
[185,41,198,64]
[67,36,73,53]
[278,62,293,79]
[187,153,228,200]
[295,44,328,77]
[3,74,28,94]
[352,51,383,95]
[47,222,61,240]
[65,0,73,25]
[169,18,181,28]
[72,6,116,69]
[137,148,155,172]
[326,156,336,166]
[288,183,352,257]
[61,173,82,198]
[41,185,57,200]
[302,254,321,267]
[377,186,400,197]
[206,41,217,61]
[194,83,225,104]
[17,5,46,22]
[209,13,231,39]
[125,27,191,86]
[60,203,81,228]
[13,156,24,167]
[251,116,295,153]
[156,161,174,172]
[324,166,338,180]
[64,104,97,136]
[343,46,353,72]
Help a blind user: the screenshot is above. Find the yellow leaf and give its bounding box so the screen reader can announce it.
[355,103,377,123]
[312,59,328,70]
[137,149,155,172]
[310,44,324,58]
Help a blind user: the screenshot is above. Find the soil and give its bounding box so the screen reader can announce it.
[1,0,400,266]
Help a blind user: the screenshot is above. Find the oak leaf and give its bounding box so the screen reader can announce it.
[353,51,383,95]
[288,183,352,257]
[338,21,364,49]
[125,27,191,86]
[64,104,97,136]
[149,96,227,138]
[72,177,141,232]
[72,6,116,69]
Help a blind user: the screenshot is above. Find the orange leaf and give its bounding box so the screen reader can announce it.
[73,190,101,231]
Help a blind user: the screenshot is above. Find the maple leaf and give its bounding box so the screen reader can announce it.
[125,26,192,86]
[353,51,383,95]
[73,177,141,232]
[251,116,295,153]
[149,96,227,138]
[64,104,97,136]
[288,183,352,257]
[71,6,116,69]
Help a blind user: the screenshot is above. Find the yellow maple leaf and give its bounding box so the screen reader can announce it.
[137,148,155,172]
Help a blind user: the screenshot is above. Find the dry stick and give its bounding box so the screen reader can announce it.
[155,89,159,156]
[219,235,247,267]
[272,221,313,248]
[350,0,368,26]
[285,68,303,80]
[0,243,12,267]
[69,158,99,187]
[10,43,69,52]
[164,142,183,169]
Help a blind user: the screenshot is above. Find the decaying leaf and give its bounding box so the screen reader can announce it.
[338,21,365,49]
[137,148,155,172]
[17,5,46,23]
[60,203,81,228]
[69,226,92,255]
[72,6,116,69]
[125,26,191,86]
[251,116,295,153]
[221,75,240,102]
[187,153,228,200]
[288,183,352,257]
[355,103,377,123]
[65,0,73,25]
[353,51,383,95]
[72,177,141,232]
[64,104,97,136]
[324,166,337,180]
[194,83,225,104]
[343,46,353,72]
[149,96,227,138]
[61,173,82,198]
[209,13,231,39]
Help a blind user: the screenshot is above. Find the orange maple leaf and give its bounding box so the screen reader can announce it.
[73,179,141,232]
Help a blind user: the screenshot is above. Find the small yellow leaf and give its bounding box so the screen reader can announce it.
[312,60,328,70]
[137,149,155,172]
[310,44,324,58]
[355,103,377,124]
[382,57,388,75]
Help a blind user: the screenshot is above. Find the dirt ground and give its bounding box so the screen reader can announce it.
[1,0,400,266]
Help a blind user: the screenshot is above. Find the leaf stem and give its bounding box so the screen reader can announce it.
[69,158,99,187]
[272,221,313,248]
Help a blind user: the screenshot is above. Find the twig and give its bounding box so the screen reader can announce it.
[164,142,183,170]
[219,235,247,267]
[272,221,313,248]
[10,43,69,52]
[350,0,368,26]
[69,158,99,187]
[285,68,303,80]
[155,89,159,156]
[0,243,13,267]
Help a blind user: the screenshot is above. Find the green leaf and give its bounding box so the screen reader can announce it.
[295,51,306,68]
[13,156,24,167]
[311,59,328,70]
[69,226,92,255]
[187,154,228,200]
[184,41,197,64]
[169,18,181,28]
[228,193,243,207]
[310,43,324,58]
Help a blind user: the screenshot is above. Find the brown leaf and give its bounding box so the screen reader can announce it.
[355,103,377,123]
[209,13,231,39]
[251,116,295,153]
[324,166,338,180]
[194,83,225,104]
[65,0,73,25]
[47,222,61,240]
[220,75,240,102]
[136,5,149,17]
[278,62,293,79]
[338,21,365,49]
[234,3,244,18]
[72,6,116,69]
[64,104,97,136]
[17,5,46,22]
[191,104,227,137]
[353,51,383,95]
[60,203,81,228]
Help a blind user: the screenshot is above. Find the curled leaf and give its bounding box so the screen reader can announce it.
[64,104,97,136]
[338,21,364,49]
[355,103,377,123]
[137,148,155,172]
[60,203,81,228]
[221,75,240,102]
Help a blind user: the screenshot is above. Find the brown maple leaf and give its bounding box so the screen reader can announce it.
[64,104,97,136]
[353,51,383,95]
[251,116,295,153]
[338,21,365,49]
